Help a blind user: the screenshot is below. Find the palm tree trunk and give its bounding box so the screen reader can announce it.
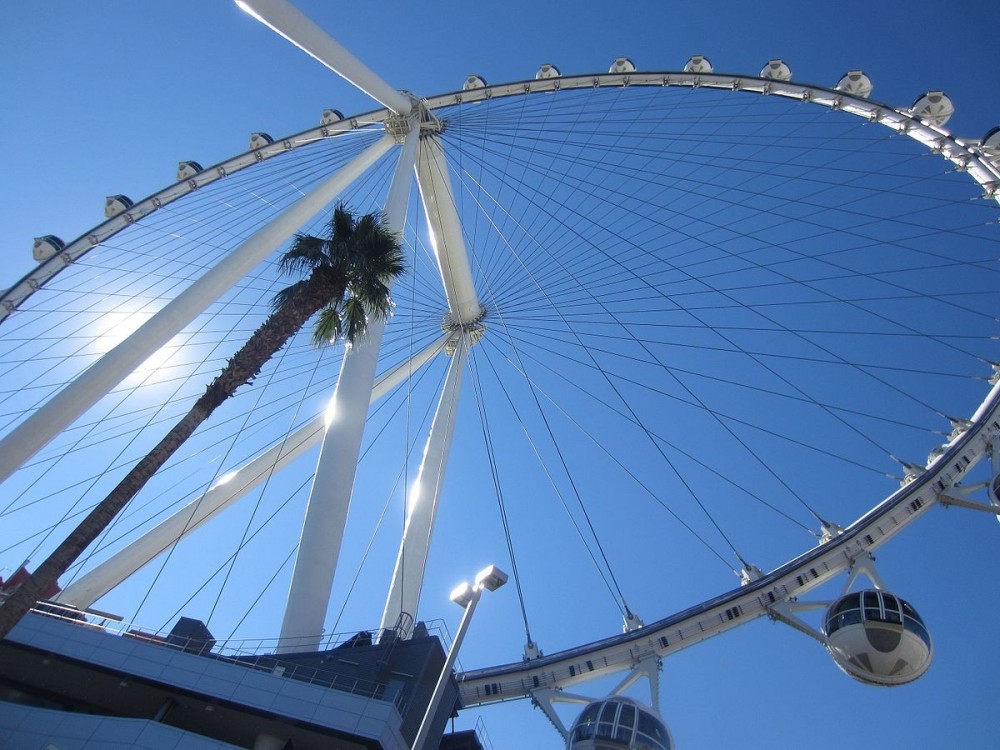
[0,265,345,639]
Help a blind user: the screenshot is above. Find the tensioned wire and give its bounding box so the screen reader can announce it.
[434,85,996,552]
[0,129,390,435]
[442,90,996,320]
[438,87,649,615]
[0,134,421,569]
[442,93,996,402]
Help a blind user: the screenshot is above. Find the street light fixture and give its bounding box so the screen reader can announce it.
[412,565,508,750]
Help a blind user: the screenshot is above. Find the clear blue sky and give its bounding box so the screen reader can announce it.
[3,2,1000,749]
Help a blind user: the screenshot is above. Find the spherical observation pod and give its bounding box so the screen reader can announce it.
[31,234,65,263]
[683,55,713,73]
[176,161,204,181]
[535,63,561,80]
[462,75,487,91]
[910,91,954,127]
[320,109,344,126]
[760,59,792,81]
[567,697,673,750]
[249,131,274,150]
[104,194,134,219]
[835,70,873,98]
[609,57,636,74]
[824,590,932,686]
[980,125,1000,160]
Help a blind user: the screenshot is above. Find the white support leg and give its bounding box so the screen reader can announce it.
[56,336,447,609]
[235,0,411,116]
[0,134,394,487]
[416,136,483,325]
[277,119,419,653]
[379,337,468,635]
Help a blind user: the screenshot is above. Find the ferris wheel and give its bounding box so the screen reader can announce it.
[2,1,1000,747]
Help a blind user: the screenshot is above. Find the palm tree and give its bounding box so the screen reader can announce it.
[0,204,405,639]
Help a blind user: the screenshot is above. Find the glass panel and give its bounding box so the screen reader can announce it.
[573,724,594,741]
[577,702,601,725]
[619,703,636,729]
[597,722,615,739]
[636,733,666,750]
[638,711,669,741]
[863,590,881,610]
[831,593,860,617]
[601,702,619,723]
[901,600,925,625]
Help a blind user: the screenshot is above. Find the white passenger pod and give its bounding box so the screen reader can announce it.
[176,161,203,181]
[32,235,65,263]
[462,75,487,91]
[535,63,561,80]
[683,55,713,73]
[910,91,954,127]
[320,109,344,126]
[249,132,274,150]
[760,59,792,81]
[567,697,673,750]
[104,194,134,218]
[835,70,873,98]
[608,57,636,74]
[980,125,1000,161]
[824,589,932,686]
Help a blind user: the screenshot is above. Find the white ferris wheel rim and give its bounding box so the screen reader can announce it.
[2,68,999,712]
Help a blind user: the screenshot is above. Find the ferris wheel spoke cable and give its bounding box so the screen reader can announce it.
[67,289,313,588]
[450,135,978,458]
[466,174,747,591]
[478,336,759,566]
[483,331,840,529]
[450,155,828,533]
[456,121,994,352]
[203,330,333,628]
[502,320,938,438]
[473,338,632,614]
[154,474,313,634]
[447,113,999,308]
[468,348,534,642]
[463,213,639,615]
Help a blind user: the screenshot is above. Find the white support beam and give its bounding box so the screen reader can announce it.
[55,335,447,609]
[0,135,394,488]
[416,136,483,325]
[235,0,411,116]
[379,336,468,635]
[277,118,419,653]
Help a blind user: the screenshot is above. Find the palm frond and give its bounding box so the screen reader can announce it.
[312,305,343,347]
[342,297,369,342]
[279,234,328,276]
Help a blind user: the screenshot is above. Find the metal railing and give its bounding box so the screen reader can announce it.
[22,600,454,714]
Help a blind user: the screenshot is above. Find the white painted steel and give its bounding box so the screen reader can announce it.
[0,134,394,487]
[5,64,998,714]
[379,337,469,635]
[416,136,484,325]
[456,380,1000,706]
[8,72,997,324]
[278,118,419,652]
[56,336,448,609]
[236,0,411,116]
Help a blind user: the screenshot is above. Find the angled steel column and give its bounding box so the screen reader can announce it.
[0,135,393,487]
[379,335,468,634]
[56,336,446,609]
[236,0,411,116]
[277,118,419,652]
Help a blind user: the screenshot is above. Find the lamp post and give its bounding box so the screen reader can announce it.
[412,565,508,750]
